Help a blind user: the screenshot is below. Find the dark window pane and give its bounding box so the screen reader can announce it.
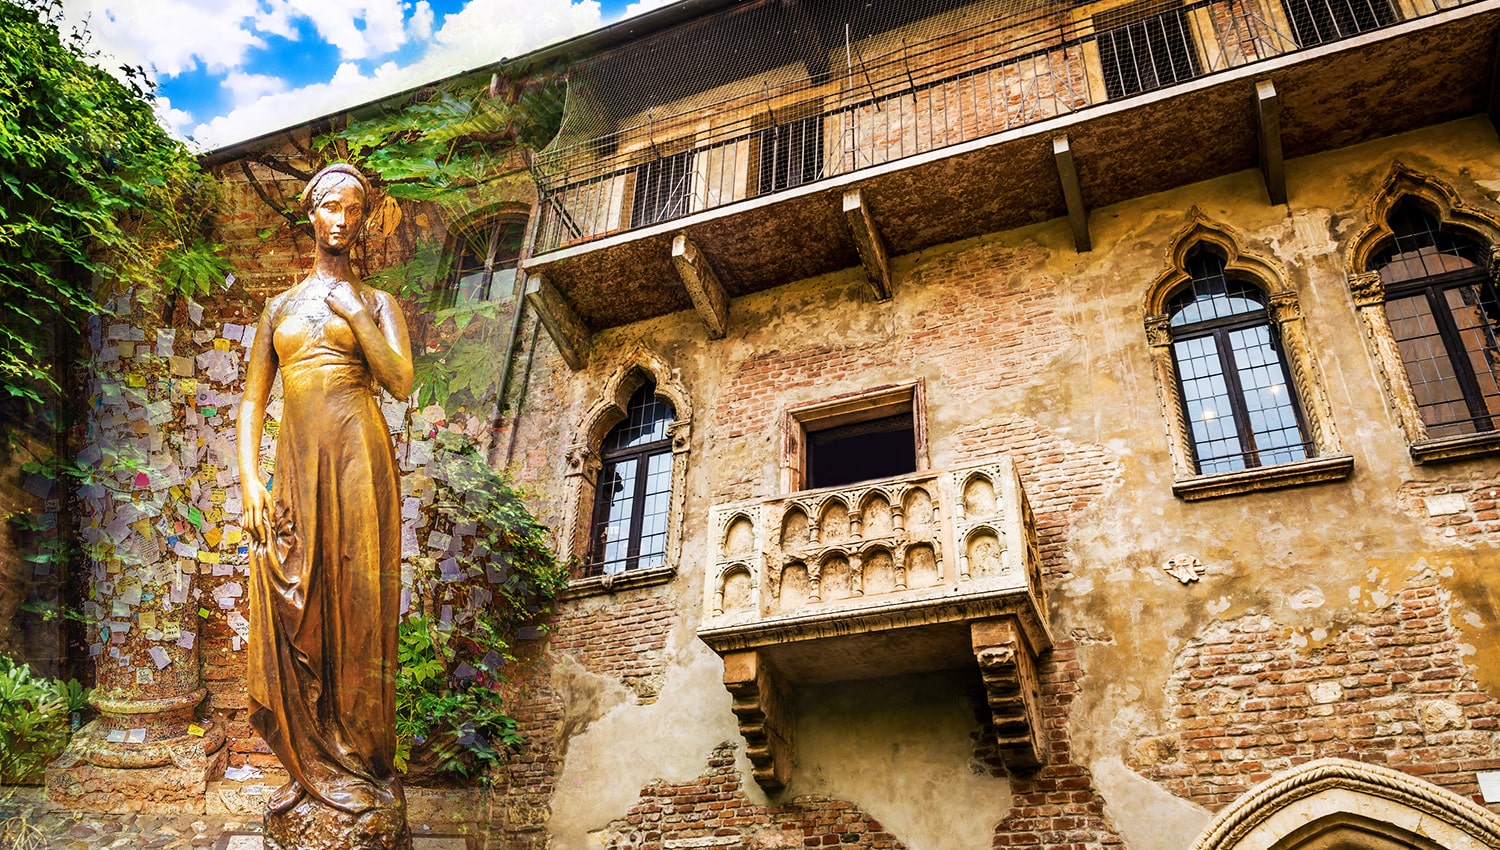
[758,114,823,194]
[806,412,916,489]
[1373,201,1486,285]
[586,381,677,575]
[1449,284,1500,424]
[589,457,638,574]
[1281,0,1396,48]
[1376,201,1500,436]
[603,385,676,451]
[1097,7,1199,100]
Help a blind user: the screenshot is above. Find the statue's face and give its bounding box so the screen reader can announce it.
[310,178,366,254]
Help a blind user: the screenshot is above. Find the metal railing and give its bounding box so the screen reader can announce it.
[531,0,1465,253]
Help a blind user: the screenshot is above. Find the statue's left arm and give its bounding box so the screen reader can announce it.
[328,284,414,398]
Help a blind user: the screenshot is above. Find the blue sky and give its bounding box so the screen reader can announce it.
[61,0,672,150]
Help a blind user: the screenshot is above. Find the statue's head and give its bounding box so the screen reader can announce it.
[302,163,372,254]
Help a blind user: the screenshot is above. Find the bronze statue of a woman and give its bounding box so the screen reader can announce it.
[237,163,414,850]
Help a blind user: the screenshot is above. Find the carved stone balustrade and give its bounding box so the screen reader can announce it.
[698,457,1052,790]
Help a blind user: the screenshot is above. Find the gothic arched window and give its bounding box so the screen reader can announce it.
[585,383,676,576]
[1371,200,1500,438]
[1166,248,1311,474]
[450,216,527,303]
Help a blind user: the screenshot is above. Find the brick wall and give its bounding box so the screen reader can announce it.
[595,743,906,850]
[952,416,1121,580]
[1399,477,1500,545]
[548,589,676,702]
[1132,570,1500,811]
[983,641,1127,850]
[712,239,1066,504]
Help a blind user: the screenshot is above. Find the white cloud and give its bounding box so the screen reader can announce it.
[62,0,265,76]
[152,96,195,141]
[409,1,435,42]
[285,0,411,61]
[432,0,602,63]
[621,0,678,19]
[222,71,289,107]
[192,0,608,149]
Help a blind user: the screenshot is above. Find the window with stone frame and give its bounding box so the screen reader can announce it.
[584,382,676,577]
[1166,248,1311,475]
[1146,220,1350,500]
[449,216,527,303]
[1370,200,1500,439]
[781,383,927,494]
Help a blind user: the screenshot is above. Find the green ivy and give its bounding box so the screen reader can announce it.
[0,0,229,415]
[395,433,568,779]
[0,655,90,784]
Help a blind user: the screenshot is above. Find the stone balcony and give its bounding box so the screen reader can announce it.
[697,456,1053,790]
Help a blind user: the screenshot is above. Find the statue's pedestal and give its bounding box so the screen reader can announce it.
[265,794,412,850]
[45,691,227,812]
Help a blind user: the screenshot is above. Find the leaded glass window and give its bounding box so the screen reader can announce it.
[1374,201,1500,437]
[1168,249,1311,474]
[586,383,676,576]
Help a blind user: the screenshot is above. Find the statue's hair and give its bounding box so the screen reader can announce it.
[301,162,372,218]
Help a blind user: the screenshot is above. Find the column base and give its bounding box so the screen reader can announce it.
[265,793,412,850]
[45,719,228,813]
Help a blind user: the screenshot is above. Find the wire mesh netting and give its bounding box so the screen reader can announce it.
[531,0,1461,252]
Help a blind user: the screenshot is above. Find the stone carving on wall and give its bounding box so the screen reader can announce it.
[704,459,1048,626]
[1162,554,1204,584]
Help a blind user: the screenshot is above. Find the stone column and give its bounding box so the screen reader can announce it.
[46,305,228,811]
[47,536,228,812]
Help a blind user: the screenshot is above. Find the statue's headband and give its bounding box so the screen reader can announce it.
[301,163,372,218]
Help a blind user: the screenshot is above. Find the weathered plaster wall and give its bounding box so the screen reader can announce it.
[80,111,1495,842]
[496,115,1500,849]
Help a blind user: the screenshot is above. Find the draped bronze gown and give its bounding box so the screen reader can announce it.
[247,285,404,815]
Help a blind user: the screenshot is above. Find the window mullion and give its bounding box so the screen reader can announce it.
[602,439,668,572]
[1215,326,1260,469]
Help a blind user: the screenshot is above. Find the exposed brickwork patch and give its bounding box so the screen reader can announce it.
[595,743,907,850]
[904,241,1068,402]
[549,587,675,701]
[712,240,1069,504]
[1135,571,1500,811]
[982,640,1127,850]
[953,417,1121,582]
[1398,477,1500,545]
